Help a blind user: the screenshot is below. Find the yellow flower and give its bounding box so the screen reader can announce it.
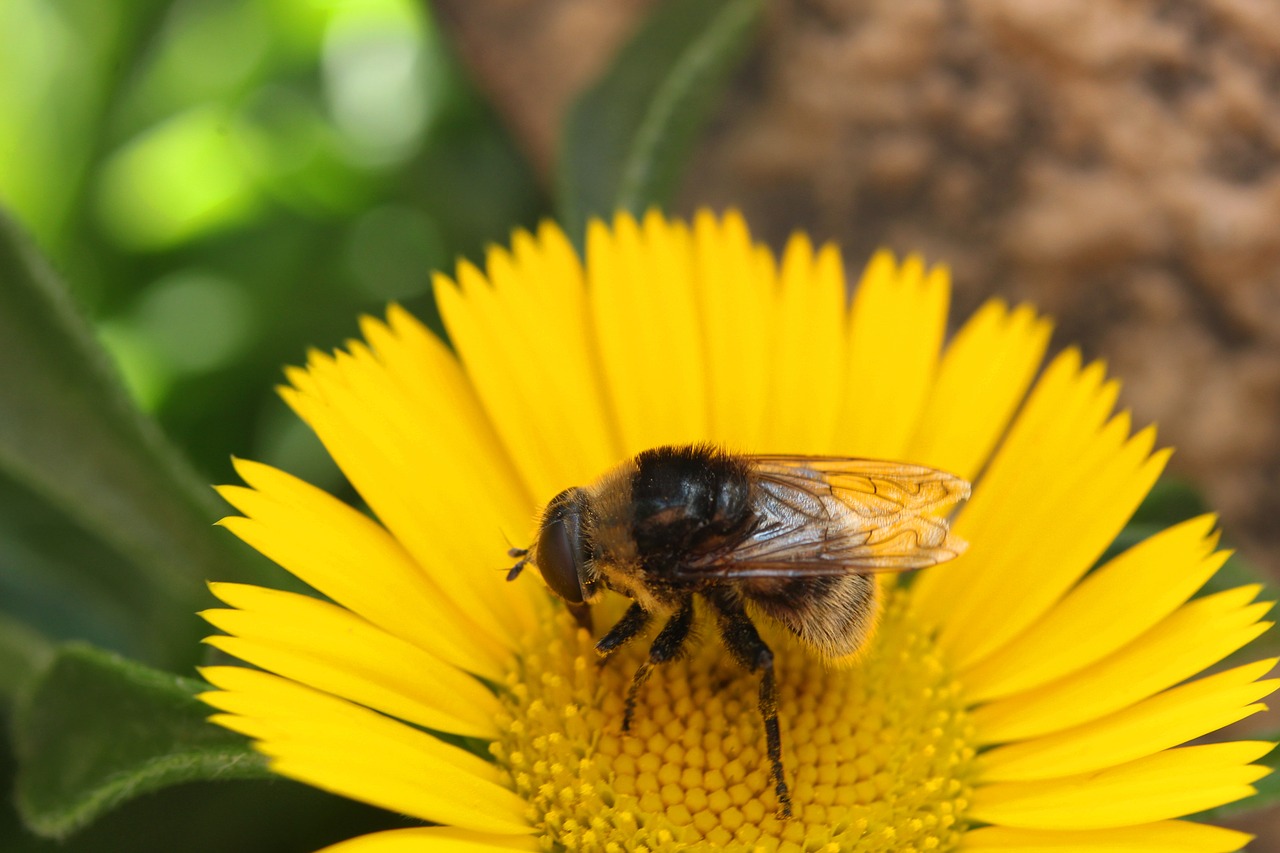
[200,210,1274,852]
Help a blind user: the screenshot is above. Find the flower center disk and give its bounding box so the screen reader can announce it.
[492,589,977,852]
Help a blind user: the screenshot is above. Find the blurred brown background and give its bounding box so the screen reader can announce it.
[437,0,1280,577]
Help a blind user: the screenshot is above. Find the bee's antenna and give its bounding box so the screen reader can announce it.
[506,547,530,582]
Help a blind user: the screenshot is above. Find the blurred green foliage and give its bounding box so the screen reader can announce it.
[0,0,542,498]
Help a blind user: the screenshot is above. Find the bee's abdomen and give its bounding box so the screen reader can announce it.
[746,574,879,659]
[629,445,751,574]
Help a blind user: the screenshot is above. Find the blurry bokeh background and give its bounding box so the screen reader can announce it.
[3,0,1279,848]
[0,0,541,503]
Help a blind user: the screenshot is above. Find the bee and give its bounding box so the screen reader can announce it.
[506,444,970,818]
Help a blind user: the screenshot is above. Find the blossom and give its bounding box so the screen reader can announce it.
[200,210,1273,852]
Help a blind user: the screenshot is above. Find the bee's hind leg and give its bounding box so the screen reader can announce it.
[704,589,793,819]
[621,598,694,733]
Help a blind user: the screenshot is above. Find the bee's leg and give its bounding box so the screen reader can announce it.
[596,602,650,661]
[704,589,793,819]
[567,602,594,633]
[622,598,694,733]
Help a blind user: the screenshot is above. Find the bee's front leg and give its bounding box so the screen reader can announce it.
[595,602,650,661]
[567,602,594,633]
[622,598,694,732]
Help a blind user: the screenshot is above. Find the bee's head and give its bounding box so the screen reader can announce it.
[533,487,597,605]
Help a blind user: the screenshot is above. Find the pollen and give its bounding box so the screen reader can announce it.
[492,590,977,852]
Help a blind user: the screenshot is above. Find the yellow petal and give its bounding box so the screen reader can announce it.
[318,827,539,853]
[360,305,534,529]
[588,212,707,455]
[954,421,1166,668]
[761,233,846,453]
[962,515,1225,701]
[974,586,1272,742]
[979,659,1278,780]
[692,209,773,449]
[434,223,620,502]
[961,820,1253,852]
[969,741,1273,830]
[914,347,1170,668]
[837,250,950,459]
[202,583,502,739]
[301,314,532,546]
[906,299,1052,482]
[200,667,531,835]
[913,349,1095,627]
[279,352,538,646]
[216,461,509,680]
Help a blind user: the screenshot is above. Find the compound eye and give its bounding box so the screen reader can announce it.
[537,495,588,604]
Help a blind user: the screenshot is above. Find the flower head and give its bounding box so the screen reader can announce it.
[201,210,1274,852]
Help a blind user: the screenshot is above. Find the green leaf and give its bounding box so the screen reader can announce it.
[0,614,54,705]
[557,0,764,237]
[0,208,275,669]
[0,472,160,671]
[13,644,269,839]
[1128,477,1210,526]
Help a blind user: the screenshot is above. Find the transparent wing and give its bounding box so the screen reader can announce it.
[676,456,971,580]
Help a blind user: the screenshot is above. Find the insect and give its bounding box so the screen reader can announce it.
[506,444,970,818]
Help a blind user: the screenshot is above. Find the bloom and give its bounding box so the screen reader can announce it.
[201,210,1274,852]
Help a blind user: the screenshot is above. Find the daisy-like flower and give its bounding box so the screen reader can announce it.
[200,210,1275,853]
